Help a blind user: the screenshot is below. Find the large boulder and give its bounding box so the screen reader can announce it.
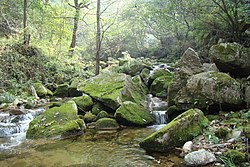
[174,71,244,111]
[78,72,147,110]
[210,43,250,77]
[115,101,154,126]
[95,118,119,130]
[139,109,209,152]
[27,101,85,139]
[54,84,69,97]
[69,78,83,97]
[72,94,93,112]
[150,75,172,98]
[168,48,203,106]
[33,83,47,97]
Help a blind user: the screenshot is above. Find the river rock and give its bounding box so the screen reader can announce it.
[210,43,250,77]
[27,101,85,139]
[168,48,203,106]
[182,141,193,155]
[150,75,172,98]
[115,101,154,126]
[78,72,147,110]
[54,84,69,97]
[140,68,151,85]
[95,118,119,130]
[184,149,216,166]
[72,94,93,112]
[83,112,96,123]
[139,109,209,152]
[95,111,109,121]
[33,83,47,97]
[175,71,244,111]
[69,78,83,97]
[118,59,148,76]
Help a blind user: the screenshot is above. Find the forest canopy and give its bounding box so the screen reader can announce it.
[0,0,249,92]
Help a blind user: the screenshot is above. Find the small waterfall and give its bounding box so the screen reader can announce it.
[147,94,168,130]
[0,108,44,149]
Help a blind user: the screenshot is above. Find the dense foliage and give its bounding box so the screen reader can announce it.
[0,0,249,94]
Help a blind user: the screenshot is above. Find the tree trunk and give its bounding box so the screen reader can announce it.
[69,8,80,56]
[23,0,29,46]
[96,0,101,75]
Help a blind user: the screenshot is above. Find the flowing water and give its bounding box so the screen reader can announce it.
[147,95,168,130]
[0,87,186,166]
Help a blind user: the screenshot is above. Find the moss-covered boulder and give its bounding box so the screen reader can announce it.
[168,48,203,106]
[95,111,109,121]
[117,59,148,76]
[149,68,171,82]
[114,101,154,126]
[83,112,96,123]
[150,75,172,97]
[210,43,250,77]
[54,84,69,97]
[72,94,93,112]
[95,118,119,130]
[34,83,47,97]
[140,68,151,86]
[69,78,83,97]
[174,71,244,111]
[27,101,85,139]
[139,108,209,152]
[92,102,105,115]
[78,72,147,110]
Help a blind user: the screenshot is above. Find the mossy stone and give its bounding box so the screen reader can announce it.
[92,102,104,115]
[72,94,93,111]
[95,111,109,121]
[150,75,172,97]
[34,83,47,97]
[140,68,150,86]
[150,69,172,82]
[95,118,119,130]
[27,101,85,139]
[225,150,246,164]
[139,108,209,152]
[78,72,147,110]
[54,84,69,97]
[83,112,96,123]
[115,101,154,126]
[69,78,83,97]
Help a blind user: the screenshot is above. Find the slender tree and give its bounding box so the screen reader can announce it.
[23,0,29,46]
[95,0,101,75]
[68,0,89,56]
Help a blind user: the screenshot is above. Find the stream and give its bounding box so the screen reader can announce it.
[0,74,185,167]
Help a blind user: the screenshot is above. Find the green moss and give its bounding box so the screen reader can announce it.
[150,69,172,81]
[150,75,173,97]
[92,102,104,115]
[95,111,109,121]
[139,108,209,152]
[115,101,154,126]
[78,72,148,110]
[83,112,96,123]
[54,84,69,97]
[27,101,84,139]
[72,94,93,111]
[34,83,47,97]
[95,118,119,130]
[225,150,246,164]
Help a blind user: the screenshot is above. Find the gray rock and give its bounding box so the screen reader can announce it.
[168,48,203,107]
[202,63,219,72]
[175,71,244,110]
[210,43,250,77]
[184,149,216,166]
